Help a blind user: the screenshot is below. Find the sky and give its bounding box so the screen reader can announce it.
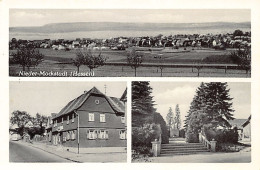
[150,82,251,128]
[9,9,251,27]
[9,81,126,117]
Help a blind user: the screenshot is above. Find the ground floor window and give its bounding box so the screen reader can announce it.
[87,129,97,139]
[66,131,70,141]
[119,130,126,139]
[87,129,108,140]
[98,130,108,139]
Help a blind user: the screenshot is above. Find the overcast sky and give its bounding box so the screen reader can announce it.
[9,9,250,27]
[9,81,126,117]
[150,82,251,127]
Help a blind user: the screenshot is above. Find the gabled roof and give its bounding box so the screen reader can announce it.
[120,88,127,102]
[229,119,247,128]
[54,87,124,119]
[242,115,251,127]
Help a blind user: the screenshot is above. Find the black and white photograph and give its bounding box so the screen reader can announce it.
[9,81,127,163]
[131,81,251,163]
[9,9,251,77]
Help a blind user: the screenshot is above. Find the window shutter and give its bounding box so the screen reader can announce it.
[86,130,89,139]
[105,130,109,139]
[94,130,98,139]
[98,130,101,139]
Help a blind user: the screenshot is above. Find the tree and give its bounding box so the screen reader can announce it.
[11,47,44,71]
[153,112,169,144]
[10,110,32,136]
[230,46,251,75]
[127,48,143,77]
[75,49,107,72]
[174,104,181,130]
[132,81,155,127]
[72,51,85,72]
[185,82,235,142]
[166,107,174,128]
[233,29,244,37]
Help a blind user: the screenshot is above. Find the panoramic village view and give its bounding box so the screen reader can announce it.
[9,9,251,77]
[132,82,251,163]
[9,82,127,162]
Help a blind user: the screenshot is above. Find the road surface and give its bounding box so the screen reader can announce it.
[9,141,72,162]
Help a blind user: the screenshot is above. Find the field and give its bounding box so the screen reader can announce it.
[9,47,250,77]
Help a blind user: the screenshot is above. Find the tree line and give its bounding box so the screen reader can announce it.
[10,110,48,139]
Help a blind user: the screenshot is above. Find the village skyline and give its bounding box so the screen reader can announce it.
[9,81,126,117]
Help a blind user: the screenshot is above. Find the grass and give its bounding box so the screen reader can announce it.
[9,47,250,77]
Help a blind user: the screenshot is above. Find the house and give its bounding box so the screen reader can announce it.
[241,115,251,141]
[9,124,21,141]
[228,118,248,140]
[50,87,127,148]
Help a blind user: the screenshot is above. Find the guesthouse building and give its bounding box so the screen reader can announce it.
[50,86,127,148]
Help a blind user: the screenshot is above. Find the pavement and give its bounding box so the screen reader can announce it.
[10,141,127,163]
[150,148,251,163]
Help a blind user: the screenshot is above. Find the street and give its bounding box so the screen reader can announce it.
[9,141,72,162]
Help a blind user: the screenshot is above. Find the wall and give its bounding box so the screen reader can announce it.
[51,94,126,147]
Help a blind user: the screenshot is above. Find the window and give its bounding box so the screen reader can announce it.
[87,129,97,139]
[63,136,66,142]
[89,113,94,121]
[100,114,106,122]
[67,115,69,124]
[71,130,76,140]
[66,131,70,140]
[98,130,108,139]
[54,120,57,127]
[61,117,63,124]
[121,117,125,124]
[72,114,74,123]
[119,130,126,139]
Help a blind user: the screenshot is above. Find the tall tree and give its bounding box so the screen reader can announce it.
[174,104,181,130]
[166,107,174,128]
[132,81,155,127]
[201,82,234,128]
[185,82,235,142]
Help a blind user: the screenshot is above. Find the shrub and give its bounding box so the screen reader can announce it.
[132,123,161,156]
[186,132,199,143]
[132,123,161,148]
[203,126,239,144]
[217,143,245,152]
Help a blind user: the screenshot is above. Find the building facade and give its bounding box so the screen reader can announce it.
[47,87,126,148]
